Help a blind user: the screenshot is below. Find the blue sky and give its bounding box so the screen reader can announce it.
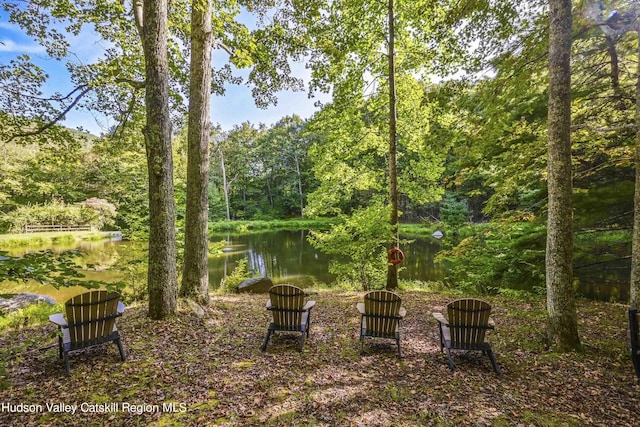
[0,12,328,136]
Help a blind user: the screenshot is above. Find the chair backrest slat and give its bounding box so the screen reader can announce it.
[65,291,121,345]
[364,291,401,336]
[447,298,492,347]
[269,285,305,328]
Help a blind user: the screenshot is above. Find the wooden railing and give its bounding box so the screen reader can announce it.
[24,224,93,233]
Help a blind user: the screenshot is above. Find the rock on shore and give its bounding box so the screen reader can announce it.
[0,293,57,313]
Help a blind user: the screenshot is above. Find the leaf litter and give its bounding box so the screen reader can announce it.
[0,290,639,426]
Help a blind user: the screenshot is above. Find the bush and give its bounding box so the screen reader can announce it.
[1,199,117,233]
[436,221,546,294]
[307,201,394,290]
[220,258,250,293]
[439,193,470,229]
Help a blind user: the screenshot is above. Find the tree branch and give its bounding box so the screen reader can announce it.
[571,123,636,133]
[4,85,92,143]
[115,77,146,89]
[214,39,234,56]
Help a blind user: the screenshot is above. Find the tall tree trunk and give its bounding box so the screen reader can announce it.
[630,26,640,308]
[142,0,178,319]
[386,0,399,290]
[181,0,213,304]
[546,0,581,351]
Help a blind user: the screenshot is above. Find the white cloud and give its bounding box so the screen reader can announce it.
[0,38,45,54]
[0,22,13,30]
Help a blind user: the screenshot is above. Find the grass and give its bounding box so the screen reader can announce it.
[0,302,62,331]
[0,231,120,248]
[209,218,443,237]
[209,218,338,233]
[0,289,639,426]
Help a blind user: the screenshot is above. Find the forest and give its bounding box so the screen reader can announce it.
[3,0,640,425]
[1,0,638,348]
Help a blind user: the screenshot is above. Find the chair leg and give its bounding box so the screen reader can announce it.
[299,332,305,352]
[445,348,455,370]
[487,349,501,375]
[633,353,640,378]
[64,352,71,374]
[58,334,63,360]
[396,338,404,359]
[261,329,273,352]
[438,325,444,352]
[360,318,365,355]
[116,338,126,361]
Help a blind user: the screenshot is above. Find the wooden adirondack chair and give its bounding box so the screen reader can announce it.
[262,284,316,352]
[49,290,126,374]
[629,308,640,378]
[432,298,500,375]
[357,290,406,357]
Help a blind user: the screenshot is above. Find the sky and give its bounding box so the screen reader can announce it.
[0,11,328,136]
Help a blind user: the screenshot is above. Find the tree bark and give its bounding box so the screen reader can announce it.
[630,26,640,308]
[181,0,213,304]
[386,0,399,290]
[546,0,581,351]
[220,152,231,220]
[142,0,178,320]
[294,154,304,218]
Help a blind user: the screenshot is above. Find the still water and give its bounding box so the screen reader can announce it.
[0,230,629,302]
[210,230,444,288]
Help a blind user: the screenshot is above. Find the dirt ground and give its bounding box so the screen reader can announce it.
[0,290,638,426]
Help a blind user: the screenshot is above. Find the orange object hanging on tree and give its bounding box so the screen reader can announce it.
[387,247,404,265]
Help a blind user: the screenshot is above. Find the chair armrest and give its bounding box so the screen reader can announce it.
[49,313,67,327]
[488,317,495,328]
[356,302,365,315]
[303,300,316,311]
[118,301,125,314]
[432,312,448,325]
[266,299,272,309]
[399,307,407,318]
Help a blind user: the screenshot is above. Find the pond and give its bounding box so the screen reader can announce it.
[0,230,630,303]
[210,230,444,288]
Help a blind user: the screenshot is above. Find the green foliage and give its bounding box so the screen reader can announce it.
[437,222,547,294]
[209,118,319,221]
[0,302,62,333]
[117,258,148,303]
[574,229,631,271]
[573,181,634,230]
[307,201,393,290]
[439,193,470,229]
[304,75,448,218]
[209,218,336,233]
[0,200,115,233]
[0,250,124,293]
[220,259,250,293]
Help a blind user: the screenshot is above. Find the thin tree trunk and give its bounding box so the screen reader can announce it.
[546,0,581,351]
[266,174,274,208]
[294,154,304,218]
[386,0,399,290]
[181,0,213,304]
[220,152,231,220]
[630,26,640,308]
[142,0,178,320]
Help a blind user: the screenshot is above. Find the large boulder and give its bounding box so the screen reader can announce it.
[236,277,274,294]
[0,293,57,313]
